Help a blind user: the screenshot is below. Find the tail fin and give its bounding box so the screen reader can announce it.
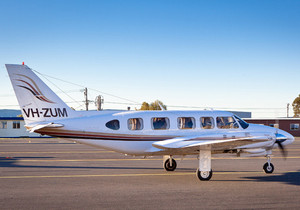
[6,64,76,125]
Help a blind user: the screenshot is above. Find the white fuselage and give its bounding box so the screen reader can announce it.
[34,110,294,155]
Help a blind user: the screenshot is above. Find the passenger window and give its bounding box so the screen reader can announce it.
[128,118,143,130]
[178,117,195,129]
[200,117,214,129]
[152,117,170,130]
[105,120,120,130]
[216,117,239,129]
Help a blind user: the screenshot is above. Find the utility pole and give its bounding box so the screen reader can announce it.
[287,103,290,118]
[95,95,104,111]
[84,87,89,111]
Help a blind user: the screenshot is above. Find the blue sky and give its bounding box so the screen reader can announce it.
[0,0,300,117]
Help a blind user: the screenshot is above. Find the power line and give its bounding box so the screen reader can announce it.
[1,68,294,116]
[33,69,82,107]
[0,94,15,97]
[0,100,291,111]
[166,105,287,110]
[32,70,85,88]
[0,105,20,107]
[32,69,140,104]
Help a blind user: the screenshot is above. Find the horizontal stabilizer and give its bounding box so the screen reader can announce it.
[28,123,64,133]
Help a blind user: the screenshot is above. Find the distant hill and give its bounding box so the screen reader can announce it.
[0,109,22,117]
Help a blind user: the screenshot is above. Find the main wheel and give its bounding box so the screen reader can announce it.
[196,168,213,181]
[263,162,274,173]
[164,159,177,171]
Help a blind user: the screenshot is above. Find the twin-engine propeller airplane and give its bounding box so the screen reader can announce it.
[5,64,295,181]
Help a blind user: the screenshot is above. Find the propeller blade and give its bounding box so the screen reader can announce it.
[275,133,287,159]
[275,140,287,159]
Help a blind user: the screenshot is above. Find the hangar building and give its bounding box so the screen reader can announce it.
[0,117,44,138]
[245,118,300,137]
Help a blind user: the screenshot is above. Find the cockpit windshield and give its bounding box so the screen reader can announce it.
[234,115,249,129]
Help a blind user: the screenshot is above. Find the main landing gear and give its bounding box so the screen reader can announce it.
[196,145,212,181]
[196,169,213,181]
[163,155,177,171]
[163,146,213,181]
[263,155,274,174]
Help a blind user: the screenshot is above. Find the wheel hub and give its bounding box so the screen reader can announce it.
[201,171,210,178]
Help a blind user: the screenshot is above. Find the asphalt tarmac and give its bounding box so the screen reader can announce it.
[0,137,299,209]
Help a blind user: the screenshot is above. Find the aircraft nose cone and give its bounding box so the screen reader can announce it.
[277,130,294,145]
[288,133,295,143]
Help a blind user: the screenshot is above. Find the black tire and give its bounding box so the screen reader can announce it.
[164,159,177,171]
[196,168,213,181]
[263,162,274,174]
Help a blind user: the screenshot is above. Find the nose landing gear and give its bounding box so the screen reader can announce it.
[263,155,274,173]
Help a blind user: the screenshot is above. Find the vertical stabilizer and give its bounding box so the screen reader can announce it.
[5,64,76,125]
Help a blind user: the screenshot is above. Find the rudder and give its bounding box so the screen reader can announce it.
[6,64,76,125]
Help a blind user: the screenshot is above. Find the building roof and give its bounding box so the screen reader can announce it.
[0,109,22,117]
[0,117,24,120]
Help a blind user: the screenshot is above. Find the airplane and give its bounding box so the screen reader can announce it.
[5,64,295,181]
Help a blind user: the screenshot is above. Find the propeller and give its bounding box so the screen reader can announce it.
[275,133,287,158]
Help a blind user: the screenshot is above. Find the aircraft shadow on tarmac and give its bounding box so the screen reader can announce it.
[0,157,161,170]
[1,157,299,185]
[243,171,300,186]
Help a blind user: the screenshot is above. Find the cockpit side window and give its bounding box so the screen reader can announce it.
[200,117,214,129]
[152,117,170,130]
[216,116,239,129]
[105,120,120,130]
[178,117,195,129]
[234,115,249,129]
[128,118,143,130]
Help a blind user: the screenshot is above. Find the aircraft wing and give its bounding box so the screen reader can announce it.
[152,134,270,153]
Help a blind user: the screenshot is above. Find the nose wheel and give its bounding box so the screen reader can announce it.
[263,155,274,173]
[263,162,274,173]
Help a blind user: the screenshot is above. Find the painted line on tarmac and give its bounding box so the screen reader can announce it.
[212,156,300,159]
[273,149,300,151]
[1,156,300,162]
[0,151,114,154]
[0,171,298,179]
[1,173,193,179]
[2,150,300,153]
[0,158,162,162]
